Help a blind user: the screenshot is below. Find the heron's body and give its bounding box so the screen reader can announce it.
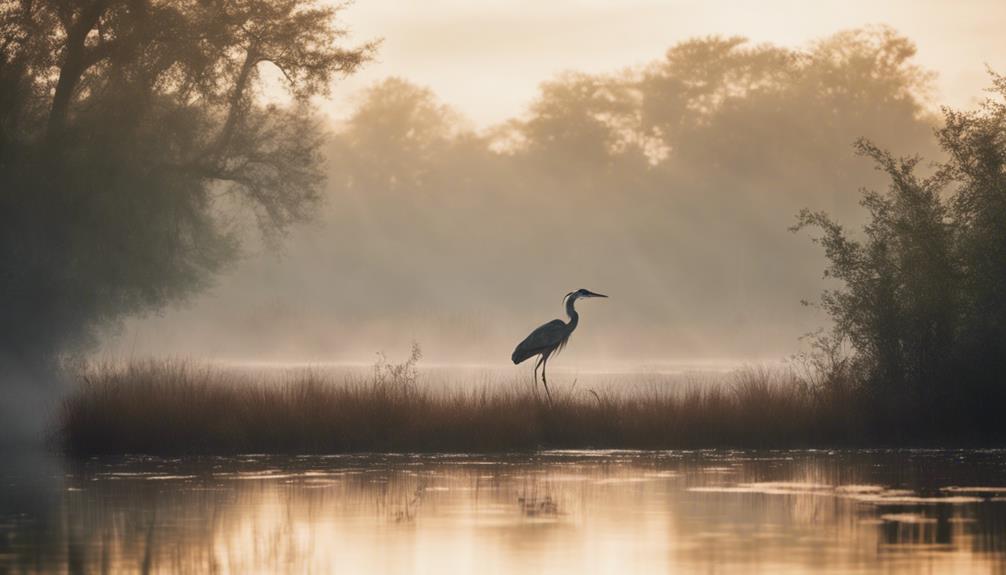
[512,289,606,403]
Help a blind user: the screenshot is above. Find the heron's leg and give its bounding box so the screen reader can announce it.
[541,355,553,406]
[533,356,544,395]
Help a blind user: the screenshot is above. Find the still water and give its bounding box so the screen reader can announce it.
[2,450,1006,574]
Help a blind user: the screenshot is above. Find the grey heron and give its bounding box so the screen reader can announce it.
[511,289,607,403]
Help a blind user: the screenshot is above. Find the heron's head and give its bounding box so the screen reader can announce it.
[564,288,608,302]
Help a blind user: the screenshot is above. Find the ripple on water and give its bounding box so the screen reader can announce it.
[7,450,1006,574]
[688,481,986,504]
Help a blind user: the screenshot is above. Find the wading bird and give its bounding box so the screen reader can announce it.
[511,289,607,404]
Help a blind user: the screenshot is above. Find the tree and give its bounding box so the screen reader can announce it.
[795,74,1006,438]
[0,0,374,360]
[940,72,1006,423]
[793,142,956,412]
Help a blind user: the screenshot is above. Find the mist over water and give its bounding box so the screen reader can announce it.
[100,29,938,367]
[209,361,746,398]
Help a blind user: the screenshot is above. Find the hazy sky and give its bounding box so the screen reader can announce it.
[327,0,1006,126]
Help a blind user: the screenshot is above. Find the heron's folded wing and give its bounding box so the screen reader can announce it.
[511,319,567,364]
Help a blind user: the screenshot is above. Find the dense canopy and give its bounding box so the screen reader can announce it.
[0,0,374,359]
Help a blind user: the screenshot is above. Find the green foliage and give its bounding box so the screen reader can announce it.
[0,0,374,359]
[795,74,1006,436]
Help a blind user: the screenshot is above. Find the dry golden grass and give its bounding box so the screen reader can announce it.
[55,356,873,455]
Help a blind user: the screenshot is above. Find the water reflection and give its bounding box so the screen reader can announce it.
[1,450,1005,573]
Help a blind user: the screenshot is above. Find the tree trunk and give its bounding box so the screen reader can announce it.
[45,0,109,145]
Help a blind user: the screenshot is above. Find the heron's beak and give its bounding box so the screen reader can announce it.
[585,291,608,298]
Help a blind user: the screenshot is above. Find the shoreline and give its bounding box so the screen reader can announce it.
[54,360,1006,456]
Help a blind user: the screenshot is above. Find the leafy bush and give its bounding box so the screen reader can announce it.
[795,73,1006,439]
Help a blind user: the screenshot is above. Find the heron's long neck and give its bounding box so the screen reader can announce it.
[565,296,579,329]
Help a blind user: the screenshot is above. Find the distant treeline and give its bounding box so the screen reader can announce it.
[125,27,942,362]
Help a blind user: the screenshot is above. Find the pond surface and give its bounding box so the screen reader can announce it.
[2,450,1006,574]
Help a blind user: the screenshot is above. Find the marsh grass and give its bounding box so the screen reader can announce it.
[57,352,875,455]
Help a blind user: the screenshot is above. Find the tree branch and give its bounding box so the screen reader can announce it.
[259,57,294,85]
[211,44,259,160]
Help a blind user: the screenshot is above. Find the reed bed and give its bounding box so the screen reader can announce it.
[55,357,873,455]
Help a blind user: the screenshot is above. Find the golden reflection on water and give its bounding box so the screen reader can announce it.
[2,451,1006,573]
